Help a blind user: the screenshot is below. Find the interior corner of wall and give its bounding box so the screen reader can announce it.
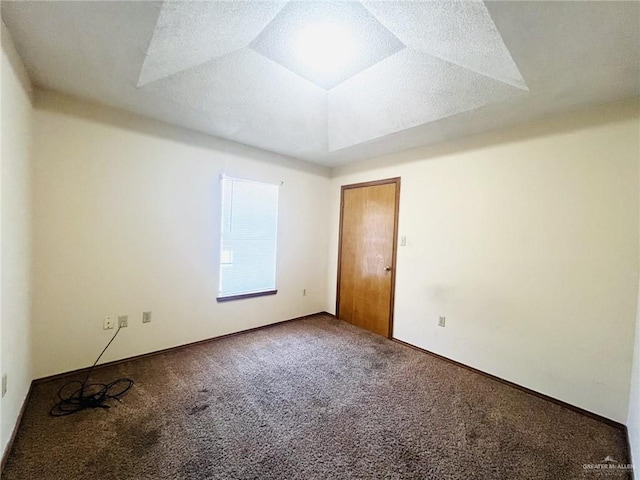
[1,19,34,103]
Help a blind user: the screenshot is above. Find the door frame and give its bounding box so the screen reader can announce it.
[335,177,401,339]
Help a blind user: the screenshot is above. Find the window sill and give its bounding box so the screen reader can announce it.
[216,290,278,302]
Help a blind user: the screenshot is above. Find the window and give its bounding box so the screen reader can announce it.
[217,176,279,301]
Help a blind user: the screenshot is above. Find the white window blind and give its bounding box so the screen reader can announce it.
[218,176,279,299]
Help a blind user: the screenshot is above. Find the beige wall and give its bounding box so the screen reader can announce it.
[628,161,640,467]
[30,90,330,379]
[1,23,33,456]
[327,101,640,423]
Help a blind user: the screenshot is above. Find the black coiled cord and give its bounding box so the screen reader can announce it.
[50,326,134,417]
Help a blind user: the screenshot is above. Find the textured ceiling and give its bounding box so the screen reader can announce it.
[250,1,405,90]
[138,1,287,88]
[2,1,639,166]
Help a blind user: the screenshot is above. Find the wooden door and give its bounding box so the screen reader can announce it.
[337,178,400,338]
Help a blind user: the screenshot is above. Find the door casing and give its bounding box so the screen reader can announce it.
[335,177,401,339]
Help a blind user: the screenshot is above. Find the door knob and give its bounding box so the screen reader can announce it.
[384,266,392,271]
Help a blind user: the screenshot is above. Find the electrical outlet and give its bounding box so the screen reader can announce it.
[142,311,152,324]
[118,315,128,328]
[302,289,307,297]
[438,316,446,327]
[2,374,7,398]
[103,315,116,330]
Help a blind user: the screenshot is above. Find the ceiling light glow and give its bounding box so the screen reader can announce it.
[295,24,357,73]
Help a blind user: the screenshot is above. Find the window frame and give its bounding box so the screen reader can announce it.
[216,175,279,302]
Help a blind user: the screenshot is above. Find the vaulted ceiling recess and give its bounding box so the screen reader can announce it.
[5,1,638,165]
[138,0,528,152]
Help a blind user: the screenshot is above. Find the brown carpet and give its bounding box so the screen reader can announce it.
[2,314,632,479]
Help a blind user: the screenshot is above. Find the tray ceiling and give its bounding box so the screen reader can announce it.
[2,1,639,166]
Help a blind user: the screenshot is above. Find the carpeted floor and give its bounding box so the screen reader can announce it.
[2,314,632,479]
